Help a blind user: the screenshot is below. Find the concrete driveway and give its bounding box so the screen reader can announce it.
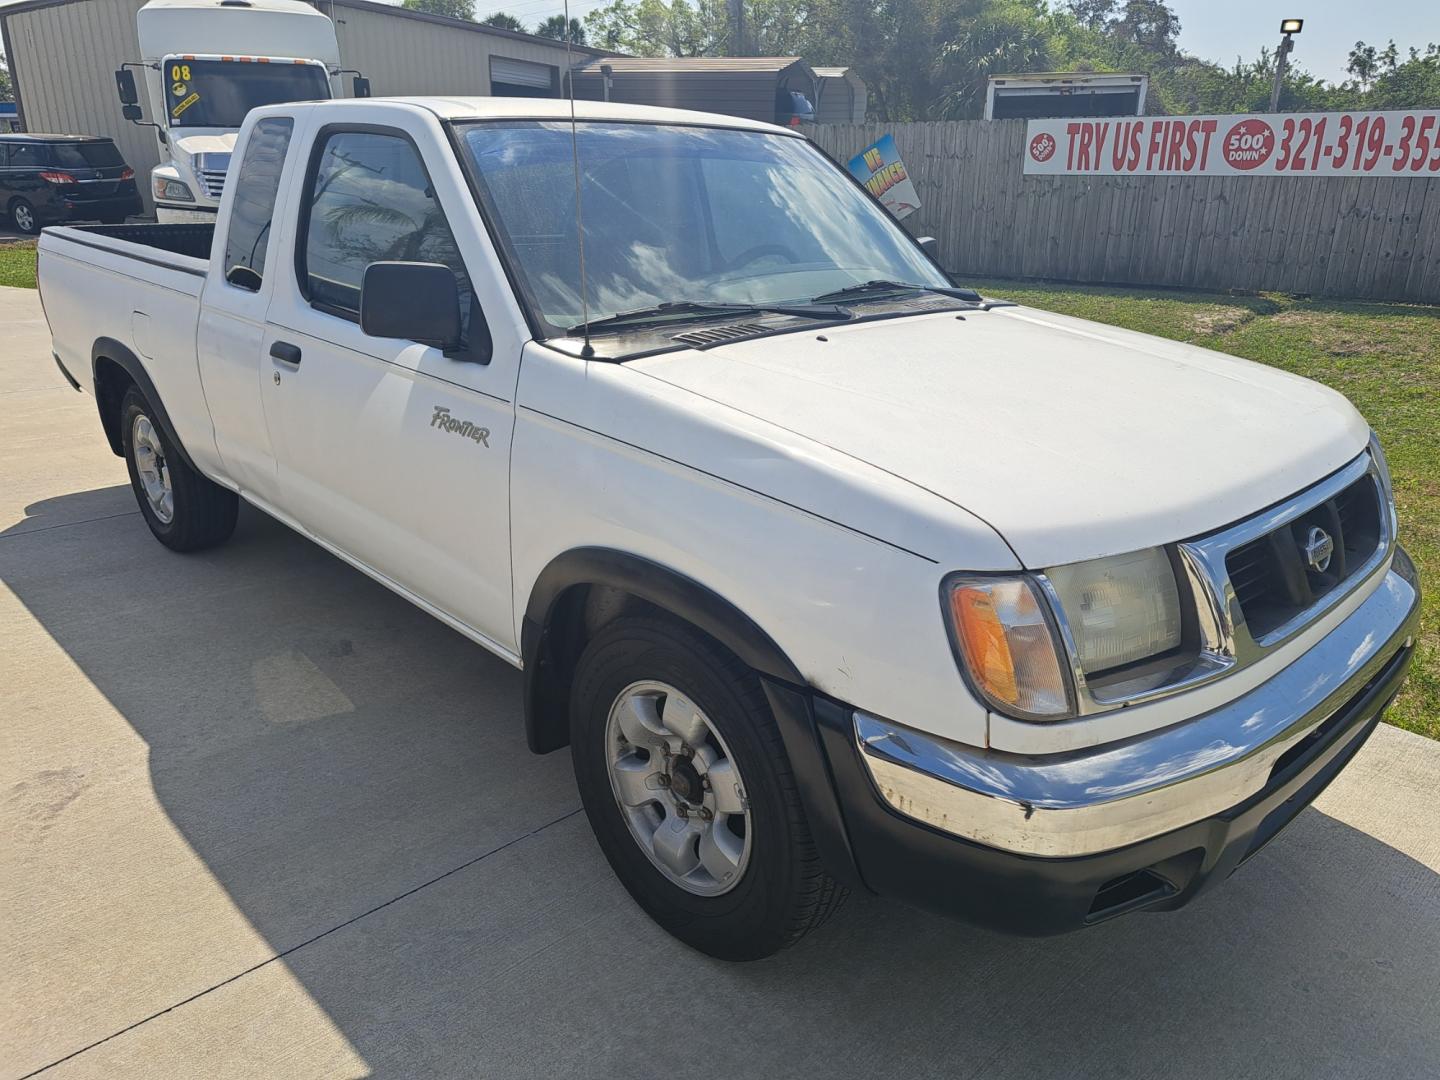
[2,283,1438,1079]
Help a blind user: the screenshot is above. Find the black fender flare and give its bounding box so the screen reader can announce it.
[91,337,199,473]
[521,547,805,754]
[520,547,864,889]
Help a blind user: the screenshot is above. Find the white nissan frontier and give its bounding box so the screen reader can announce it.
[36,98,1420,960]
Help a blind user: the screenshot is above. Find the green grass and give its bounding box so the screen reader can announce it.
[971,277,1439,741]
[0,242,38,289]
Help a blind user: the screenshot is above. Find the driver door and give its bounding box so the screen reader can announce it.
[260,118,521,655]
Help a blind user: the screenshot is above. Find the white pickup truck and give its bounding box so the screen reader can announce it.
[38,97,1420,960]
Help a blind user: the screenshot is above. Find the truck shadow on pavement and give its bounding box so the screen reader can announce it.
[5,490,1438,1079]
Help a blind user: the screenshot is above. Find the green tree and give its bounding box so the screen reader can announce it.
[404,0,475,19]
[0,50,13,103]
[583,0,1439,119]
[585,0,729,56]
[537,15,588,44]
[934,1,1054,118]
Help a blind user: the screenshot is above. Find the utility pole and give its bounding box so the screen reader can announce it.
[1270,18,1303,112]
[727,0,748,56]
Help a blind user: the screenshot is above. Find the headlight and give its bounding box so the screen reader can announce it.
[944,576,1071,719]
[1044,547,1182,675]
[944,548,1185,722]
[154,177,193,202]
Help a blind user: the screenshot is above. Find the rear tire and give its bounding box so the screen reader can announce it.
[10,198,39,235]
[120,385,237,552]
[570,616,846,960]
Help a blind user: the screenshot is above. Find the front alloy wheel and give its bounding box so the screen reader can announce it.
[606,680,751,896]
[570,617,846,960]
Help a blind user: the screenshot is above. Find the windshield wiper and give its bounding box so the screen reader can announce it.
[809,280,982,304]
[565,300,851,335]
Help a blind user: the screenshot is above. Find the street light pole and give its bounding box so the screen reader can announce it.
[1270,19,1304,112]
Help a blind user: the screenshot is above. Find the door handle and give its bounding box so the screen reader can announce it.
[269,341,302,366]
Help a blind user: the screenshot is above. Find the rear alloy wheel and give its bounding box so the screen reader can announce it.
[120,385,238,552]
[571,617,846,960]
[10,199,39,235]
[131,413,175,524]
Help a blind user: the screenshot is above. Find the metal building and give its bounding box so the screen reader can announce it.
[0,0,610,211]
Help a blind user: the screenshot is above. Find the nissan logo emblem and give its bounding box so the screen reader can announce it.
[1303,526,1334,574]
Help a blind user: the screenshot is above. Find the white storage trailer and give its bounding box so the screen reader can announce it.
[984,72,1148,120]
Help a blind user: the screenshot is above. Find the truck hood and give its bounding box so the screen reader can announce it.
[628,305,1370,568]
[171,132,238,157]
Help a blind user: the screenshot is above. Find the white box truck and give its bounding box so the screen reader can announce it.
[114,0,364,222]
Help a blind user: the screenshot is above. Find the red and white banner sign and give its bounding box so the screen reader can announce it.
[1024,110,1440,176]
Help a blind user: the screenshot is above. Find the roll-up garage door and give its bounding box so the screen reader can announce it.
[491,57,555,97]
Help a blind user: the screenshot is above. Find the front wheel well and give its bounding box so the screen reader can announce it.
[524,583,661,754]
[520,550,806,755]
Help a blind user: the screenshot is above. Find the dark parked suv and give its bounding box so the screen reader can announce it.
[1,134,143,234]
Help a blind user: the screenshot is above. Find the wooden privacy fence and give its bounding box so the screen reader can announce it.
[808,120,1440,304]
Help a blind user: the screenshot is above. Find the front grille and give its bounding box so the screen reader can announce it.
[198,169,227,199]
[1224,474,1383,639]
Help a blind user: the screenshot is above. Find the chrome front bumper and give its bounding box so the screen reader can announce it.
[856,554,1421,859]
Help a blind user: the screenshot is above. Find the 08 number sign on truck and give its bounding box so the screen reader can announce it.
[1025,109,1440,176]
[37,96,1420,960]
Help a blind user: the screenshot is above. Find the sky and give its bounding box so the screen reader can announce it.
[2,0,1434,86]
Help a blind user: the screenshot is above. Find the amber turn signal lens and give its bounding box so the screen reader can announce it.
[947,578,1070,718]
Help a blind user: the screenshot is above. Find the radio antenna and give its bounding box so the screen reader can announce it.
[562,0,594,358]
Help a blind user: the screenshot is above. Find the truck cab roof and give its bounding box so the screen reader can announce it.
[300,96,795,136]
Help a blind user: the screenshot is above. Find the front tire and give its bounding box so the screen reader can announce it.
[571,616,846,960]
[120,385,238,551]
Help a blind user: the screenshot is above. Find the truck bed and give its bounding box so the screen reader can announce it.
[46,222,216,269]
[38,222,214,470]
[68,222,217,261]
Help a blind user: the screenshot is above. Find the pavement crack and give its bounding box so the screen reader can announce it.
[1,511,139,541]
[18,805,584,1078]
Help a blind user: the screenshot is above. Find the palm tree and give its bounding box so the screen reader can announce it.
[934,7,1053,119]
[481,11,527,32]
[536,15,587,44]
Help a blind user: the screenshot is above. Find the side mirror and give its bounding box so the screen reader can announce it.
[352,76,372,99]
[917,236,940,260]
[115,68,139,106]
[360,262,463,352]
[122,104,144,123]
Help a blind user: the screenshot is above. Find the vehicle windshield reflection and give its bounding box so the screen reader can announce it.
[457,121,949,337]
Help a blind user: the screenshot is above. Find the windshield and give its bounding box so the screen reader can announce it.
[165,59,331,128]
[457,121,949,336]
[49,142,124,169]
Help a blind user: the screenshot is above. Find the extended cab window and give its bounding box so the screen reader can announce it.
[300,130,472,333]
[223,118,294,291]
